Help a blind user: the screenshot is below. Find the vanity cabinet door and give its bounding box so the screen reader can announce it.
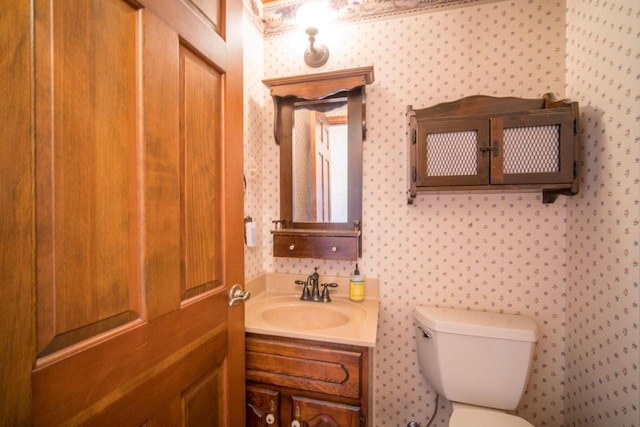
[291,396,361,427]
[247,385,279,427]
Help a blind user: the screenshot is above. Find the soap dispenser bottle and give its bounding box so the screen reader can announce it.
[349,264,365,302]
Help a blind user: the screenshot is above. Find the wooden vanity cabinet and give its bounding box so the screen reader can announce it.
[407,93,579,203]
[245,333,371,427]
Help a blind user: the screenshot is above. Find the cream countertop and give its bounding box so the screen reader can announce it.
[244,272,379,348]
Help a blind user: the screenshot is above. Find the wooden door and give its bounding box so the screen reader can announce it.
[1,0,245,424]
[311,111,331,222]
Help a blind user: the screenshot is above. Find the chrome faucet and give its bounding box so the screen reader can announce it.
[295,268,337,303]
[294,267,318,301]
[294,278,311,301]
[320,282,338,302]
[309,267,320,300]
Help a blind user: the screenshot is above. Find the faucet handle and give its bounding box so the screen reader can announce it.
[296,279,311,300]
[320,283,338,302]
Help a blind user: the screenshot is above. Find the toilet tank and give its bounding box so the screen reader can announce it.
[413,305,538,411]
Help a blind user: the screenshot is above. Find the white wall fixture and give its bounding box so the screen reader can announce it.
[296,1,332,67]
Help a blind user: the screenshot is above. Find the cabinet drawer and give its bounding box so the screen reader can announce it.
[273,235,313,258]
[314,236,358,260]
[246,335,362,399]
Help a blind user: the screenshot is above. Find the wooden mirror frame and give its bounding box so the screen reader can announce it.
[263,66,374,259]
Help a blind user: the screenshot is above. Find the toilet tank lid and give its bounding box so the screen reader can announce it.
[414,305,538,342]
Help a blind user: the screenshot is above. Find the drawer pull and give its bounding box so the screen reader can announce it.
[289,244,295,251]
[331,246,337,252]
[265,400,276,425]
[291,406,301,427]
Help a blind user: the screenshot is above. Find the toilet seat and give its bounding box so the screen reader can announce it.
[449,403,535,427]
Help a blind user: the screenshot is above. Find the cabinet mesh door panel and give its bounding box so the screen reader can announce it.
[426,130,478,176]
[503,125,560,174]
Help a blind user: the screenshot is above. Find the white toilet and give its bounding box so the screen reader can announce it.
[413,305,539,427]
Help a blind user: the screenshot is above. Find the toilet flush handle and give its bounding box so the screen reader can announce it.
[418,326,432,339]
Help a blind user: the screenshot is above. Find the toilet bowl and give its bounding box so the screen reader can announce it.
[413,305,538,427]
[449,403,534,427]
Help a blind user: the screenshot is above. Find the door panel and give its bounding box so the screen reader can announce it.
[0,2,34,424]
[33,294,228,425]
[34,0,140,358]
[30,0,244,424]
[180,43,223,299]
[140,9,181,320]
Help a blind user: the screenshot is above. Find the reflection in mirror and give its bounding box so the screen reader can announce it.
[292,99,348,223]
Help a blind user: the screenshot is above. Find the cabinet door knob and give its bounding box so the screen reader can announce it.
[265,399,276,425]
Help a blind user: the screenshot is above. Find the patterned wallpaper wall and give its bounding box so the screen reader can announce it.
[243,0,640,426]
[564,1,639,426]
[243,3,265,281]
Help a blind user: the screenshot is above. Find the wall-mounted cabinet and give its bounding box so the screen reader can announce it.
[407,93,579,203]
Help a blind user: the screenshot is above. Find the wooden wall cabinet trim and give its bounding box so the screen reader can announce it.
[264,67,374,260]
[245,333,372,427]
[272,229,360,261]
[407,93,579,204]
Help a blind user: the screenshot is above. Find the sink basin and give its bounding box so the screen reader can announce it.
[244,289,378,347]
[262,304,351,329]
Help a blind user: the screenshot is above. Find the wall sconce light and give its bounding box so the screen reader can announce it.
[296,2,331,67]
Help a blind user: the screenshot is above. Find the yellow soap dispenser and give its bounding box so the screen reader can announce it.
[349,264,365,302]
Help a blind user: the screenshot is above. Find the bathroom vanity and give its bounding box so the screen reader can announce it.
[246,334,370,427]
[244,273,379,426]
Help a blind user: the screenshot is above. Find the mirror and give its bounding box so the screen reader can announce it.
[263,66,374,259]
[292,99,348,223]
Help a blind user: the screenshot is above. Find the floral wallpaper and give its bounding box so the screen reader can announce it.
[243,0,639,426]
[262,0,498,36]
[564,1,639,426]
[243,2,266,281]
